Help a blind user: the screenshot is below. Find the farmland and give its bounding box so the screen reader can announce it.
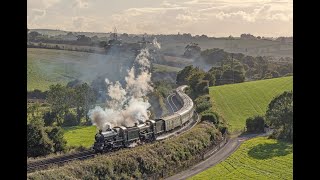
[63,126,97,148]
[189,137,293,180]
[27,48,183,91]
[209,76,293,132]
[27,48,134,91]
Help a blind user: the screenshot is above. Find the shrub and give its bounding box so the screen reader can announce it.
[196,101,212,113]
[45,126,67,152]
[201,111,219,124]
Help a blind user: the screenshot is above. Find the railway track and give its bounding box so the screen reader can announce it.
[28,87,196,173]
[27,150,96,173]
[27,113,199,173]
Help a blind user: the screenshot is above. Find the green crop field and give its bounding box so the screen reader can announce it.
[209,76,293,132]
[63,126,98,148]
[190,137,293,180]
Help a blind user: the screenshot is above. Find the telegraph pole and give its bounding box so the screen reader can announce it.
[232,53,234,83]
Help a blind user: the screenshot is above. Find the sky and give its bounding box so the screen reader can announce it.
[27,0,293,37]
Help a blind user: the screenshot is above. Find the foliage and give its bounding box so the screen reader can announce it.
[199,48,292,82]
[45,126,67,152]
[73,83,96,122]
[27,89,47,99]
[196,101,212,113]
[266,91,293,142]
[43,111,57,126]
[28,123,223,179]
[246,116,265,133]
[209,76,293,132]
[190,137,293,180]
[47,84,75,126]
[62,111,78,127]
[201,111,219,124]
[176,65,195,85]
[27,123,53,157]
[184,42,201,58]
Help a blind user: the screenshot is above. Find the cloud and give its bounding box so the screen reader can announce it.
[72,0,89,8]
[28,9,46,23]
[27,0,292,36]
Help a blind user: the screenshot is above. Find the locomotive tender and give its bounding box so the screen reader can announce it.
[93,85,195,153]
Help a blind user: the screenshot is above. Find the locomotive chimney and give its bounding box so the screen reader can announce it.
[135,123,138,127]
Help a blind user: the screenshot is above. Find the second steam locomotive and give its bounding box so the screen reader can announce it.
[93,85,194,152]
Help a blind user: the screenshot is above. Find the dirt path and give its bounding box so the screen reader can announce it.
[165,132,271,180]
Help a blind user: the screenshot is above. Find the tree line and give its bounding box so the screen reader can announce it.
[183,44,292,82]
[27,81,97,157]
[176,65,227,133]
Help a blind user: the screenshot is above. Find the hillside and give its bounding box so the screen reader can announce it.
[209,76,293,132]
[27,48,183,91]
[190,137,293,180]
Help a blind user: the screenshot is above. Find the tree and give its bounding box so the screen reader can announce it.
[45,126,67,152]
[266,91,293,141]
[27,123,53,157]
[203,72,216,86]
[183,43,201,58]
[221,69,245,84]
[176,65,195,85]
[27,102,44,126]
[271,70,280,78]
[76,35,92,44]
[196,80,209,94]
[66,79,82,88]
[246,116,265,133]
[47,84,76,126]
[188,67,206,89]
[74,83,96,123]
[29,31,41,40]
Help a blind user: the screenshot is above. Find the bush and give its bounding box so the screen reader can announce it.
[201,111,219,124]
[196,101,212,113]
[246,116,265,133]
[45,126,67,153]
[194,95,210,105]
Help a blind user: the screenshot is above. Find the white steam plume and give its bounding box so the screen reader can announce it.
[152,37,161,49]
[88,48,154,130]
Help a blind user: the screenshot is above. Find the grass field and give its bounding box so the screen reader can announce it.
[209,76,293,132]
[27,48,133,91]
[189,137,293,180]
[153,63,182,73]
[27,48,185,91]
[63,126,97,148]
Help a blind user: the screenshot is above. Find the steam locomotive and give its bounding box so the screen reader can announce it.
[93,85,195,153]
